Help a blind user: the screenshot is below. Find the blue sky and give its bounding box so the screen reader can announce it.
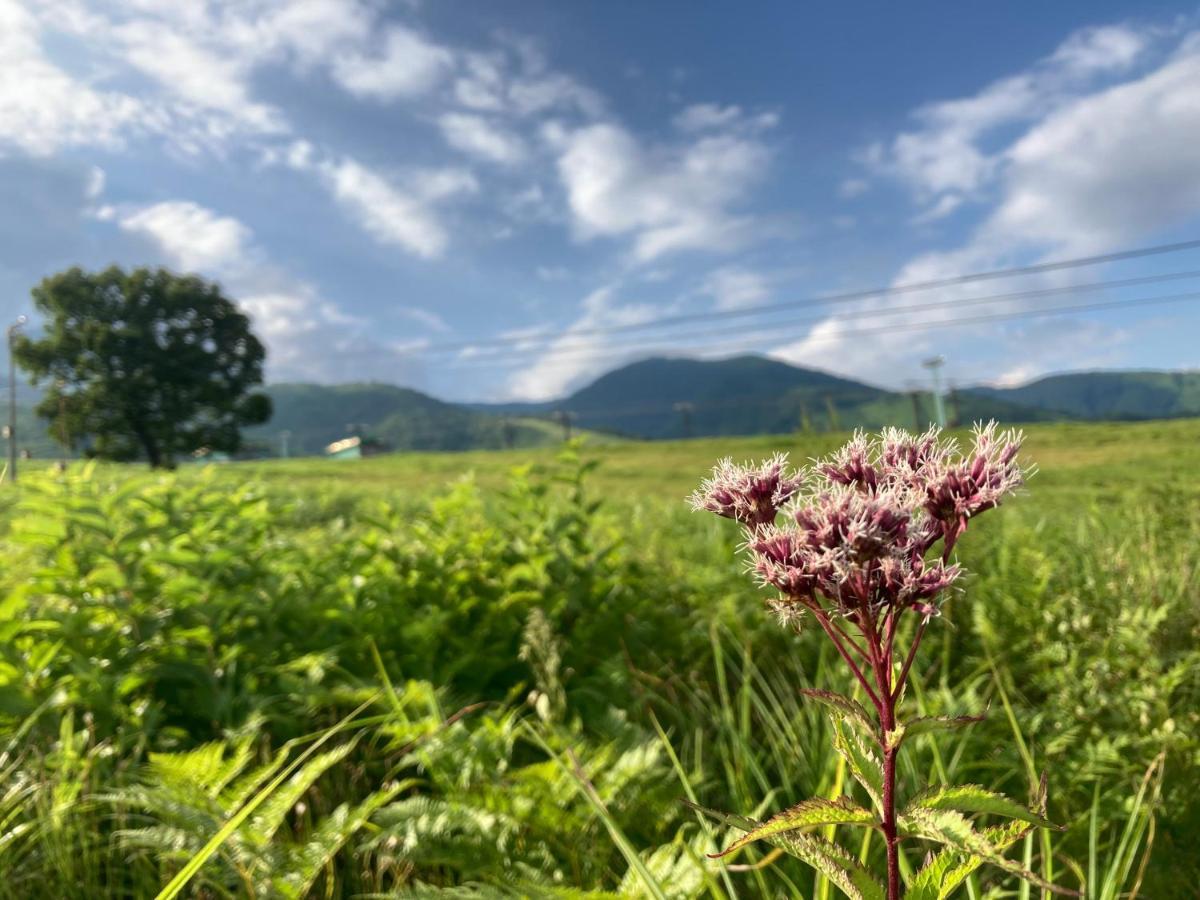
[3,0,1200,401]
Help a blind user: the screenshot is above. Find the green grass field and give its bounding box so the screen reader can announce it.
[226,417,1198,497]
[0,418,1196,897]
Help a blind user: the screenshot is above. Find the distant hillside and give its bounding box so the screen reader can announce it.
[248,382,578,456]
[14,359,1200,460]
[489,355,1061,440]
[969,371,1200,420]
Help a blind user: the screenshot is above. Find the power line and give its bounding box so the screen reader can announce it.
[441,288,1200,372]
[407,237,1200,354]
[447,268,1200,364]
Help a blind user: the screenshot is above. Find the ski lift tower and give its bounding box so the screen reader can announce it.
[922,355,947,428]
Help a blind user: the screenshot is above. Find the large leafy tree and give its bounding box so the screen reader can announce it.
[14,266,272,468]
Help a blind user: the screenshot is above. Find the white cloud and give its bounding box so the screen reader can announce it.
[0,0,144,156]
[551,122,770,261]
[674,103,742,131]
[452,41,604,118]
[839,178,869,199]
[911,194,962,224]
[504,283,662,399]
[119,201,253,272]
[111,18,284,132]
[114,198,423,381]
[774,24,1200,388]
[85,166,106,199]
[313,157,477,258]
[864,22,1160,220]
[702,267,770,310]
[397,306,450,332]
[438,113,526,165]
[454,52,507,111]
[8,1,458,158]
[331,25,454,101]
[674,103,779,132]
[980,40,1200,255]
[254,0,375,67]
[1051,24,1148,75]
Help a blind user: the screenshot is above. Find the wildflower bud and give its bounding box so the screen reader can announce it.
[901,560,961,609]
[748,527,818,599]
[819,432,879,492]
[692,424,1025,633]
[921,423,1026,549]
[690,453,802,529]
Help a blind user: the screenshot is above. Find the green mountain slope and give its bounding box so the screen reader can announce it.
[248,383,574,456]
[538,355,1060,439]
[969,370,1200,420]
[21,359,1194,461]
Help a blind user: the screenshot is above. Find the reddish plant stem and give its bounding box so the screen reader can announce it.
[880,692,900,900]
[811,606,882,710]
[827,615,871,662]
[865,605,901,900]
[892,617,928,703]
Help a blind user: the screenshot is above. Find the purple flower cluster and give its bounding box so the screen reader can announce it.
[691,424,1027,626]
[688,452,804,529]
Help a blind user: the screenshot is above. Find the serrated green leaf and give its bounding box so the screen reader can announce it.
[680,800,759,833]
[683,799,885,899]
[905,784,1057,828]
[900,712,986,744]
[831,718,884,813]
[900,808,1077,896]
[801,689,879,742]
[708,797,878,859]
[771,831,885,900]
[905,817,1030,900]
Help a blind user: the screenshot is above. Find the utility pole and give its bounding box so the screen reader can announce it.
[922,355,947,428]
[904,379,924,430]
[902,393,921,432]
[7,316,25,483]
[798,400,812,434]
[947,381,962,429]
[673,401,695,439]
[280,429,291,459]
[823,395,840,432]
[553,409,573,442]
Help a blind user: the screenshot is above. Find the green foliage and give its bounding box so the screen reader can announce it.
[0,421,1192,896]
[14,266,271,467]
[250,382,600,455]
[686,801,885,899]
[904,816,1032,900]
[973,370,1200,420]
[831,719,885,813]
[707,797,878,859]
[903,784,1054,828]
[110,725,396,899]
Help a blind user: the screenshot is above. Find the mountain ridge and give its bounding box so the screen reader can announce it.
[13,356,1200,458]
[222,357,1200,452]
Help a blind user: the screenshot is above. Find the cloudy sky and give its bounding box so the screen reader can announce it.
[3,0,1200,401]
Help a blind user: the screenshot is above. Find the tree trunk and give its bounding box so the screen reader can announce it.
[132,422,163,469]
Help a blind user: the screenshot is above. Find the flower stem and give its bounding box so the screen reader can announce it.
[872,617,901,900]
[892,618,928,703]
[811,607,882,709]
[882,738,900,899]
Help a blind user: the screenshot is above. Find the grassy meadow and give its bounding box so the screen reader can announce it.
[0,419,1195,897]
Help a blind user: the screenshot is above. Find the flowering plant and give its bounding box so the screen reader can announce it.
[687,424,1073,899]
